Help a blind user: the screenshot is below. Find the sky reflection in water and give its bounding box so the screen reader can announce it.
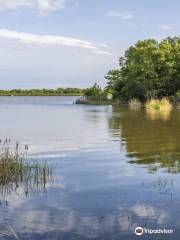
[0,97,179,239]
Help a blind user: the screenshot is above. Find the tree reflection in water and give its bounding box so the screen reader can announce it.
[108,106,180,173]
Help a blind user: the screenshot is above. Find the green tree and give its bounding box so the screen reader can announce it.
[84,83,105,99]
[106,37,180,101]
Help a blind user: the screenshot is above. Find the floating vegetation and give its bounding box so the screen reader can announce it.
[0,139,53,199]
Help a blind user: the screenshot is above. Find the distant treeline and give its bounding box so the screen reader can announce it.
[0,88,85,96]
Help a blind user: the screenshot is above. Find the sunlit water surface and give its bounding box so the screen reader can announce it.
[0,96,179,239]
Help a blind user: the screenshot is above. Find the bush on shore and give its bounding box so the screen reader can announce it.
[76,83,112,105]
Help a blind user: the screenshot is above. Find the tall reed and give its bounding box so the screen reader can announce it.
[145,98,172,111]
[145,98,172,121]
[129,99,142,110]
[0,139,53,198]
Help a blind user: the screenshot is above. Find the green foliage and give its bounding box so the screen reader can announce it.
[106,37,180,101]
[84,83,107,99]
[0,88,85,96]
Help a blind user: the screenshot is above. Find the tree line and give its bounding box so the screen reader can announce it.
[0,88,85,96]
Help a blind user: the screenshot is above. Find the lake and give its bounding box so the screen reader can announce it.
[0,96,179,240]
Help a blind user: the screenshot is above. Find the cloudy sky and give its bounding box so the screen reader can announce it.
[0,0,179,89]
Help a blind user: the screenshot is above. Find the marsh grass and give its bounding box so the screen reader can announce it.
[0,139,53,198]
[128,99,142,110]
[145,98,173,121]
[145,98,172,111]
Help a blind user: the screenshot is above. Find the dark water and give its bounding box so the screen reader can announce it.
[0,96,180,239]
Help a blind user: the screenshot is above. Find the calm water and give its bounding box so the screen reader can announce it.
[0,96,180,239]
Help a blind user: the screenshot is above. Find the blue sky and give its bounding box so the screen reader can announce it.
[0,0,180,89]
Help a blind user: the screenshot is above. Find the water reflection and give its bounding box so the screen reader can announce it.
[0,140,53,239]
[109,106,180,173]
[153,178,173,195]
[8,197,174,239]
[0,97,179,239]
[146,107,172,121]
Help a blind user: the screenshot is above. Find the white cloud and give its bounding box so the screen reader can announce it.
[37,0,65,12]
[0,38,116,89]
[160,24,172,30]
[0,0,65,13]
[0,29,112,56]
[131,204,168,224]
[108,11,134,20]
[0,0,32,10]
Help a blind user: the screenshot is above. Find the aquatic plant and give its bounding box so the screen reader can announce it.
[0,139,53,199]
[128,99,142,110]
[145,98,172,120]
[145,98,172,111]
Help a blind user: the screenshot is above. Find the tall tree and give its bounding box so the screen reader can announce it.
[106,37,180,101]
